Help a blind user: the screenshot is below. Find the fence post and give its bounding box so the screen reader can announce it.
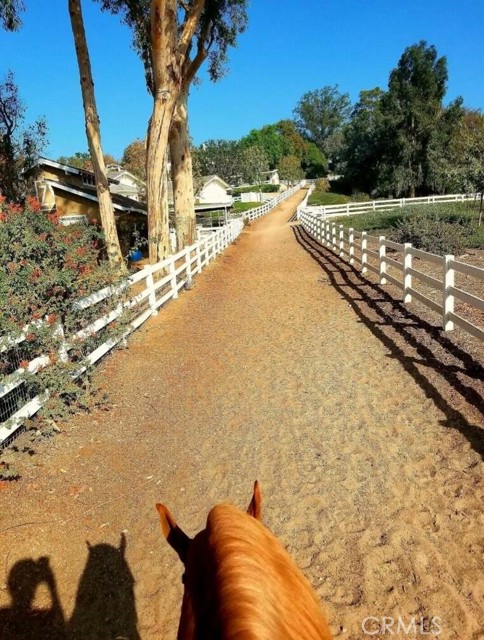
[55,322,69,363]
[339,225,344,257]
[379,236,387,285]
[331,223,337,252]
[185,247,192,286]
[361,231,368,274]
[443,254,455,331]
[318,216,323,242]
[349,228,354,265]
[146,265,158,315]
[403,243,412,303]
[169,257,178,299]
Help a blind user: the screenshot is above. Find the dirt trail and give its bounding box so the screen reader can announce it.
[1,191,483,640]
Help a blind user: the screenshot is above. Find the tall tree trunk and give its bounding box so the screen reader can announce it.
[68,0,124,269]
[170,92,196,250]
[146,94,177,263]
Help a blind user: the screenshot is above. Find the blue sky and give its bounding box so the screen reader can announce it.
[1,0,484,161]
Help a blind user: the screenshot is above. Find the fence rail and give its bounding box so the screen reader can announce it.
[297,209,484,343]
[304,193,478,218]
[0,183,303,445]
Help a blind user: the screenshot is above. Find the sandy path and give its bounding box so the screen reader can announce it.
[1,190,483,640]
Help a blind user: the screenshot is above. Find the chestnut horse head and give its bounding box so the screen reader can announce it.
[156,482,332,639]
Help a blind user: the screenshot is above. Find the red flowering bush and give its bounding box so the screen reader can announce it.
[0,197,130,431]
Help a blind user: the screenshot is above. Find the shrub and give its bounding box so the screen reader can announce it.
[231,184,279,195]
[0,197,129,433]
[391,207,468,255]
[315,177,330,193]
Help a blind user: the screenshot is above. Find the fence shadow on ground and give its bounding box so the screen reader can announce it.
[0,533,141,640]
[292,224,484,460]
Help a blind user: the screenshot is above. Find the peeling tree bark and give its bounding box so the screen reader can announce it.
[170,91,196,250]
[146,0,205,264]
[68,0,124,269]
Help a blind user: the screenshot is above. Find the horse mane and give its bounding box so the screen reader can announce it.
[205,504,331,640]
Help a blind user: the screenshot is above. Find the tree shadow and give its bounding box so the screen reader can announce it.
[292,224,484,459]
[0,534,140,640]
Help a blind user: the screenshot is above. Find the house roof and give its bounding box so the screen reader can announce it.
[200,175,230,190]
[37,157,121,185]
[106,166,146,186]
[45,180,146,215]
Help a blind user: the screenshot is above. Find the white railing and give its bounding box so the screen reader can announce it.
[242,183,303,222]
[298,210,484,342]
[0,184,303,445]
[301,193,478,218]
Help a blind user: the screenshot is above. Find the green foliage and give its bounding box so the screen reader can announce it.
[334,202,484,254]
[195,139,242,184]
[231,184,278,194]
[239,146,269,185]
[301,141,327,178]
[121,138,146,181]
[278,155,303,183]
[293,85,351,161]
[0,0,25,31]
[0,71,48,203]
[240,124,287,169]
[0,197,129,429]
[392,208,467,255]
[378,41,449,197]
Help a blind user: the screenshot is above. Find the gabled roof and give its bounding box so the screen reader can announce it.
[37,157,120,184]
[200,175,230,190]
[45,179,146,215]
[106,166,146,186]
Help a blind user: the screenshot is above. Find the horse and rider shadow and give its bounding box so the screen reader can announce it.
[0,533,141,640]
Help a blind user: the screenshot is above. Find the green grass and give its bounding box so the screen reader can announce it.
[231,201,263,213]
[307,191,350,206]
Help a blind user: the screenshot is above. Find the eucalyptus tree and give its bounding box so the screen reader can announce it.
[97,0,248,255]
[0,71,47,202]
[293,85,351,164]
[380,41,448,197]
[68,0,124,268]
[0,0,25,30]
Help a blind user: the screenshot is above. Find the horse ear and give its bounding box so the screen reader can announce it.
[156,504,191,563]
[247,480,262,520]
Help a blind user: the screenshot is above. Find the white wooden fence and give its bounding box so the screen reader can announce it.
[0,183,303,445]
[306,193,477,218]
[297,208,484,342]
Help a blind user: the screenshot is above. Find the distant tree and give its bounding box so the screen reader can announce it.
[293,85,351,163]
[68,0,123,268]
[240,146,269,190]
[0,71,47,202]
[195,139,243,184]
[301,141,327,178]
[278,155,304,185]
[0,0,25,30]
[343,87,386,195]
[57,151,93,170]
[121,138,146,180]
[379,41,448,197]
[240,124,287,169]
[426,98,465,194]
[276,119,307,160]
[57,151,118,172]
